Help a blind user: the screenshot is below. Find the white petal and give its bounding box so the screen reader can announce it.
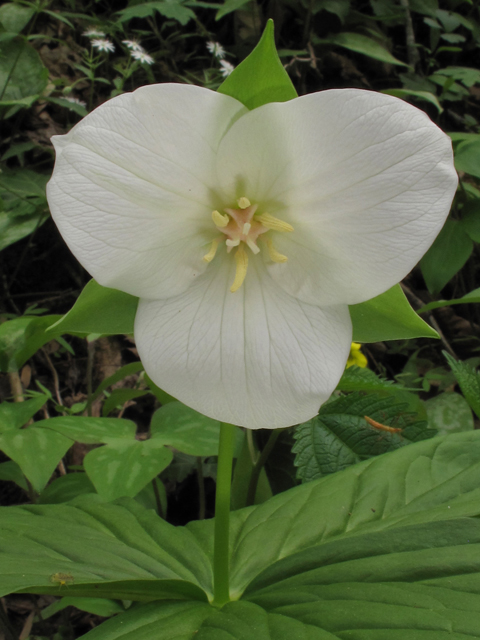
[216,89,457,305]
[134,253,352,429]
[47,84,246,299]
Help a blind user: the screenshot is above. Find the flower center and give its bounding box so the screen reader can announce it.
[203,197,293,292]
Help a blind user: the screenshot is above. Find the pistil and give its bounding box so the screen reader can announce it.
[205,197,294,292]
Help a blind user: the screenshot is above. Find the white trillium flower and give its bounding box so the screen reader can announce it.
[219,60,235,77]
[131,50,154,65]
[46,84,457,429]
[91,38,115,53]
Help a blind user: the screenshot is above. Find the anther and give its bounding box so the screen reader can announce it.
[212,210,229,228]
[226,238,240,250]
[237,197,251,209]
[231,245,248,292]
[203,238,221,263]
[264,237,288,263]
[257,213,294,233]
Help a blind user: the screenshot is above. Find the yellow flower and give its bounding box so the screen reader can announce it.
[346,343,368,369]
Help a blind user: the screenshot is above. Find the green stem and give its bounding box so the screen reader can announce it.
[213,423,236,607]
[246,429,282,507]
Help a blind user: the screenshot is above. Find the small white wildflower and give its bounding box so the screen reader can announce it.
[123,39,144,52]
[131,50,154,65]
[83,28,105,38]
[65,96,87,108]
[91,38,115,53]
[219,60,234,77]
[207,41,226,59]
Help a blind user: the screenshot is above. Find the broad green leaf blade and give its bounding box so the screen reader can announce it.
[77,601,213,640]
[0,4,34,33]
[0,496,212,600]
[41,596,125,619]
[444,353,480,420]
[417,287,480,313]
[84,440,173,501]
[35,416,137,444]
[293,392,435,482]
[150,402,222,456]
[0,461,28,490]
[0,427,72,493]
[0,394,49,432]
[320,32,407,66]
[381,88,443,112]
[102,389,148,416]
[421,219,473,294]
[0,39,48,117]
[38,472,95,504]
[349,285,438,342]
[0,315,62,372]
[50,280,138,336]
[455,137,480,178]
[424,392,474,435]
[187,431,480,599]
[218,19,297,110]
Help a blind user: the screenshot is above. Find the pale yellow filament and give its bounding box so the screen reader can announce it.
[237,197,251,209]
[203,238,221,263]
[257,213,294,233]
[230,245,248,292]
[212,210,229,228]
[264,237,288,263]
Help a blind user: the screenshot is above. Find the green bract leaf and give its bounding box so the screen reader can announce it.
[50,280,138,336]
[218,19,297,110]
[293,391,435,482]
[444,352,480,420]
[420,218,473,294]
[319,32,408,66]
[349,284,438,342]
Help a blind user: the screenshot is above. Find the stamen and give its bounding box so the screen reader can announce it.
[237,197,251,209]
[246,239,261,255]
[242,222,251,235]
[226,238,240,248]
[264,238,288,263]
[212,210,229,228]
[203,238,221,263]
[231,245,248,292]
[257,213,294,233]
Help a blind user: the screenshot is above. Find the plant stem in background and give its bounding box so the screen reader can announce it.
[246,429,282,507]
[213,422,236,607]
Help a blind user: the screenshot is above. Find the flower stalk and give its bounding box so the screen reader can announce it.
[213,423,236,607]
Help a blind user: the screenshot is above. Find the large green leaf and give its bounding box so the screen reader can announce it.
[49,279,138,336]
[424,392,474,435]
[0,314,62,372]
[444,353,480,420]
[0,394,49,432]
[0,38,48,117]
[349,284,438,342]
[420,219,473,294]
[0,3,35,33]
[455,137,480,179]
[218,19,297,110]
[318,32,407,66]
[35,416,137,444]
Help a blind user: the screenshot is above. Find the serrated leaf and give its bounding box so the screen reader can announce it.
[218,19,297,110]
[336,366,394,392]
[349,284,438,342]
[50,280,138,336]
[292,392,435,482]
[444,352,480,420]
